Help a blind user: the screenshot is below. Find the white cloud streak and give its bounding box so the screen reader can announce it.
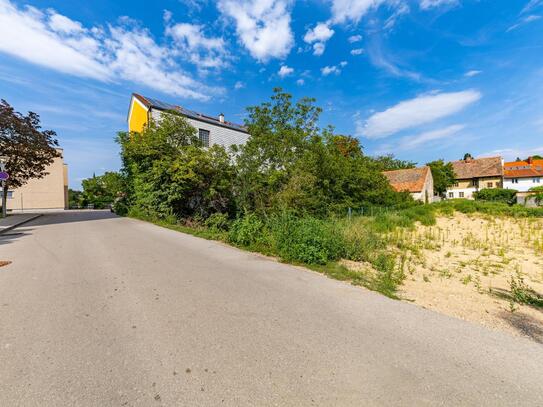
[419,0,458,10]
[0,0,223,100]
[359,90,481,138]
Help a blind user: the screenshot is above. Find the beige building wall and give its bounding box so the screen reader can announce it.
[7,149,68,211]
[410,170,434,203]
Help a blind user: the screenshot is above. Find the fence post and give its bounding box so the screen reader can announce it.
[348,207,352,221]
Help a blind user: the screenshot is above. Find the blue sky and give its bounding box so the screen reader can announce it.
[1,0,542,189]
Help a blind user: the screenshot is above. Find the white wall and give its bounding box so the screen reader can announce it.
[151,109,249,149]
[504,177,542,192]
[446,187,476,199]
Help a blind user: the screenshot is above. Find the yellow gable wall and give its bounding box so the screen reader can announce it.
[128,98,149,133]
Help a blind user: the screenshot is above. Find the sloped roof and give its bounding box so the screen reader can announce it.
[132,93,248,134]
[504,159,543,179]
[383,166,431,193]
[450,156,503,179]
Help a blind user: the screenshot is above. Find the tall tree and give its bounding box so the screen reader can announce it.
[372,154,417,171]
[426,159,456,197]
[0,100,59,217]
[463,153,473,160]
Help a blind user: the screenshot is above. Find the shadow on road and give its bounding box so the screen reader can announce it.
[498,310,543,344]
[0,210,119,247]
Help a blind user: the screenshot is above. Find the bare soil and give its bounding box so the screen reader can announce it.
[349,213,543,343]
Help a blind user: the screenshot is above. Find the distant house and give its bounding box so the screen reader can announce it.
[383,166,434,203]
[127,93,249,149]
[446,156,503,199]
[7,149,68,212]
[503,157,543,192]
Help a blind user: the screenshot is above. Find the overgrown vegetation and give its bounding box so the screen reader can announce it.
[109,89,543,299]
[474,188,517,205]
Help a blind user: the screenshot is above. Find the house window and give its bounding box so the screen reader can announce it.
[453,182,459,187]
[448,192,454,198]
[6,191,13,199]
[534,178,541,183]
[487,182,493,188]
[511,178,519,184]
[198,129,210,147]
[459,192,465,198]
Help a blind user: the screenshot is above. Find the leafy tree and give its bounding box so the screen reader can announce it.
[532,155,543,160]
[0,99,60,217]
[117,112,235,218]
[68,189,83,208]
[530,186,543,206]
[235,89,408,215]
[81,172,125,209]
[372,154,417,171]
[426,159,456,196]
[463,153,473,160]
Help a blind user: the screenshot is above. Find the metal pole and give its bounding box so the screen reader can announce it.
[1,180,5,219]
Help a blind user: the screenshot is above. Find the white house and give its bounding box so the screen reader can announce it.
[503,157,543,192]
[127,93,249,148]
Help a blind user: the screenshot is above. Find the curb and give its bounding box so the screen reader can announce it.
[0,214,43,235]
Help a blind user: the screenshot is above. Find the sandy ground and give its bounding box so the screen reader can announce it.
[396,213,543,343]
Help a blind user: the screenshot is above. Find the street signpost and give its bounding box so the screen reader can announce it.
[0,156,7,218]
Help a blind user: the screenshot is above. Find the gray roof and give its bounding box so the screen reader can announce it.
[133,93,248,134]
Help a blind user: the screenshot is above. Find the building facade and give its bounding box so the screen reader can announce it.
[127,93,249,149]
[446,156,503,199]
[503,157,543,192]
[7,149,68,211]
[383,166,434,203]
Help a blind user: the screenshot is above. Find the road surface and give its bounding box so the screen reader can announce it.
[1,211,542,406]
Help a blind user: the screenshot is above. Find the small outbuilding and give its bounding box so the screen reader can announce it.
[383,166,434,203]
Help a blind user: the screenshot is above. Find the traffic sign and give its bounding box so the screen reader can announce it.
[0,172,9,181]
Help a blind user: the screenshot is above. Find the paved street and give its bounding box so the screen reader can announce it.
[0,211,542,406]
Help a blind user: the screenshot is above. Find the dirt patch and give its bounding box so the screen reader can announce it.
[0,261,11,268]
[347,213,543,341]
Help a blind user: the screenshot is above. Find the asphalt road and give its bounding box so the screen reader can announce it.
[1,211,542,406]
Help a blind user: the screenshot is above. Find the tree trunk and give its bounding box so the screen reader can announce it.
[1,183,7,218]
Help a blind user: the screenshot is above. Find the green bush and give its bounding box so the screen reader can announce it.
[474,188,517,205]
[228,213,267,247]
[270,213,344,264]
[204,213,230,232]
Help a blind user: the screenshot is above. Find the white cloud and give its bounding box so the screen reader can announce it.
[304,22,334,57]
[304,22,334,43]
[0,0,222,100]
[351,48,364,55]
[278,65,294,77]
[480,146,543,161]
[234,80,245,89]
[464,70,482,77]
[348,34,362,43]
[296,78,304,85]
[419,0,458,10]
[340,60,348,67]
[507,14,542,32]
[166,22,228,69]
[48,13,84,34]
[396,124,465,150]
[522,0,543,14]
[313,43,326,56]
[360,90,481,138]
[330,0,386,24]
[217,0,294,61]
[321,65,340,76]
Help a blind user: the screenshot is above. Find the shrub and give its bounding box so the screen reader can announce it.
[270,213,344,265]
[474,188,517,205]
[228,213,267,247]
[204,213,230,232]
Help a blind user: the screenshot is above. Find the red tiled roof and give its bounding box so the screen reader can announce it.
[450,156,503,179]
[383,166,430,193]
[504,159,543,179]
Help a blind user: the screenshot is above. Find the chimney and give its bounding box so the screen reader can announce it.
[219,113,225,123]
[527,156,533,165]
